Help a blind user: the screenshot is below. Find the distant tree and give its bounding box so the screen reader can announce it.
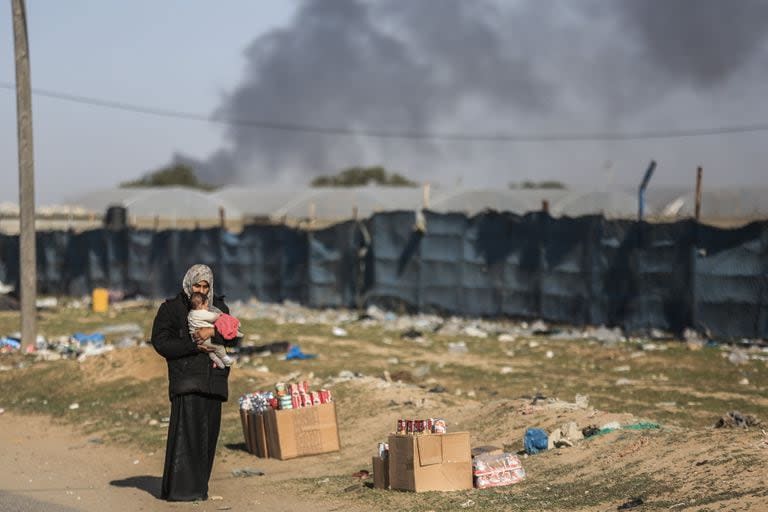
[509,180,566,190]
[311,166,417,187]
[120,164,217,191]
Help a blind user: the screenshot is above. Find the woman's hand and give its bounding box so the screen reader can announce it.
[193,327,215,344]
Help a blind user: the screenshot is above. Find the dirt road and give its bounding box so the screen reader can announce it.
[0,412,353,512]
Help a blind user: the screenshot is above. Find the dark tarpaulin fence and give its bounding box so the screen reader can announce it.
[0,213,766,339]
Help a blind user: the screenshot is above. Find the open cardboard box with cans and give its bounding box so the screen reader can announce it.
[239,383,341,460]
[372,418,526,492]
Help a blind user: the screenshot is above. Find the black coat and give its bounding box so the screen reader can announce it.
[151,292,236,401]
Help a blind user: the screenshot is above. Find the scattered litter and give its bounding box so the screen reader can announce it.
[739,377,750,385]
[548,422,584,449]
[77,344,115,361]
[401,328,424,340]
[523,428,548,455]
[582,425,600,438]
[500,366,513,375]
[428,385,446,394]
[351,469,370,479]
[232,468,265,477]
[617,497,644,510]
[473,452,525,489]
[528,341,540,348]
[613,365,631,372]
[209,495,223,501]
[463,326,488,338]
[727,350,749,365]
[0,408,4,415]
[615,378,634,386]
[68,403,80,410]
[72,332,105,348]
[448,341,468,353]
[498,334,516,342]
[714,411,761,429]
[284,345,317,360]
[545,350,554,359]
[332,327,348,337]
[132,460,140,465]
[460,499,475,508]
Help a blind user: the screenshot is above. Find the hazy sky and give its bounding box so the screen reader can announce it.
[1,0,767,205]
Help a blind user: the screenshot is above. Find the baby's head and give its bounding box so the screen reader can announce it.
[189,291,209,310]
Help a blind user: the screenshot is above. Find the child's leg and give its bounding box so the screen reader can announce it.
[201,339,226,368]
[208,351,226,369]
[213,343,234,366]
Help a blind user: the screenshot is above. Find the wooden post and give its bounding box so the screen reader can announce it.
[219,206,226,230]
[12,0,37,352]
[695,166,703,222]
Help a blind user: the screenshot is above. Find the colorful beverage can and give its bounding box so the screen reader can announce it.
[406,420,414,434]
[433,418,447,434]
[397,419,405,434]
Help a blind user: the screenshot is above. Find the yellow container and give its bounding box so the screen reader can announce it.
[92,288,109,313]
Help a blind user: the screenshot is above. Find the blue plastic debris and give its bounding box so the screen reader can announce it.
[72,332,105,347]
[0,337,21,350]
[284,345,317,360]
[524,428,549,455]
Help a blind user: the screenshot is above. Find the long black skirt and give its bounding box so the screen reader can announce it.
[161,393,222,501]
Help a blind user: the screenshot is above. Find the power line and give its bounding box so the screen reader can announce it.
[2,80,768,142]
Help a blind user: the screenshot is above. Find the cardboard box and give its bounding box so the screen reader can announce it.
[264,402,341,460]
[240,410,270,458]
[240,409,252,453]
[388,432,473,492]
[372,456,389,490]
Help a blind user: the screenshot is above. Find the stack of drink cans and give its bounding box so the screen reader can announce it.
[394,418,447,435]
[239,381,333,412]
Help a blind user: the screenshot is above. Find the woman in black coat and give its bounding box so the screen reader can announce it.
[151,264,236,501]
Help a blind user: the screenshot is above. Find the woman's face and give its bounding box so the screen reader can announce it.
[191,280,210,297]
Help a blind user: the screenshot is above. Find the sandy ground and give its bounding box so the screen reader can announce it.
[0,412,354,512]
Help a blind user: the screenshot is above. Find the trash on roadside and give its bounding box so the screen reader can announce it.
[523,428,548,455]
[727,350,749,365]
[77,344,115,361]
[548,421,584,448]
[284,345,317,360]
[71,332,105,348]
[582,425,600,438]
[463,326,488,338]
[332,326,348,337]
[231,468,265,477]
[473,452,525,489]
[714,411,761,429]
[448,341,468,353]
[617,497,644,510]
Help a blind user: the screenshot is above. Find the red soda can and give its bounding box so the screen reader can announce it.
[268,397,278,409]
[302,380,310,393]
[397,419,405,434]
[426,418,434,433]
[406,420,414,434]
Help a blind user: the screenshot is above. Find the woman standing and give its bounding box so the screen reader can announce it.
[151,264,236,501]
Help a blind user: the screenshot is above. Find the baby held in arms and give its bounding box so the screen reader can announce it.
[187,291,242,368]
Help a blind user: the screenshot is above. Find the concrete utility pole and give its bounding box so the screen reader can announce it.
[12,0,37,352]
